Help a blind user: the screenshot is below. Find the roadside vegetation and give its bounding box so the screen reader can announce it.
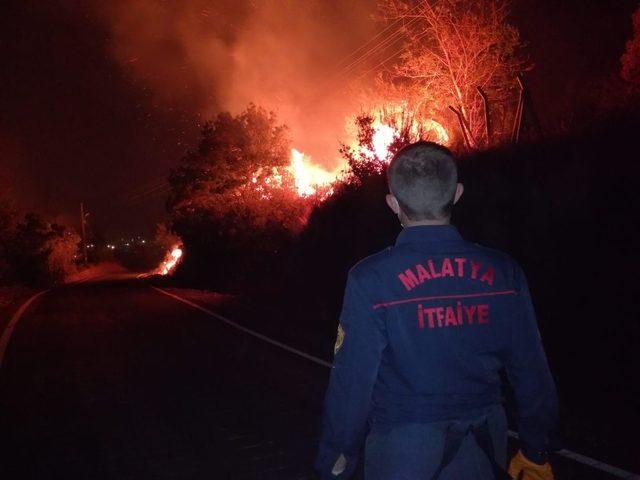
[0,188,79,288]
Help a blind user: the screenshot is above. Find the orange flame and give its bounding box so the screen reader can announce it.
[359,121,398,161]
[252,105,450,200]
[288,149,338,197]
[159,246,183,275]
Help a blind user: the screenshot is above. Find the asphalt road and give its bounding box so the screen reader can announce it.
[0,277,633,479]
[0,278,329,479]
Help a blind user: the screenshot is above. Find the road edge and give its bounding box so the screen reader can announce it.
[150,285,331,368]
[0,290,48,369]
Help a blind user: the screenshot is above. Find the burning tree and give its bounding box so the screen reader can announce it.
[341,113,411,183]
[167,104,309,288]
[378,0,531,148]
[168,104,308,231]
[340,104,450,184]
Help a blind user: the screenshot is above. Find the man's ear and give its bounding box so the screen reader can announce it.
[453,183,464,205]
[386,194,400,214]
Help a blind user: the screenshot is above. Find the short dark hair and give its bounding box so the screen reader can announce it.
[387,141,458,221]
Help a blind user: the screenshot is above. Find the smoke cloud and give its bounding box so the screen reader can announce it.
[98,0,378,164]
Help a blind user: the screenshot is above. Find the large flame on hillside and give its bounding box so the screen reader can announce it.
[282,107,450,197]
[288,149,339,197]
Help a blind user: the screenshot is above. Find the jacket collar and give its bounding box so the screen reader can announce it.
[395,224,463,246]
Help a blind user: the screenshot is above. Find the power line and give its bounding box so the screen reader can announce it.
[328,3,422,76]
[352,30,429,84]
[332,15,420,82]
[126,185,172,206]
[127,182,169,202]
[303,5,423,104]
[330,12,410,70]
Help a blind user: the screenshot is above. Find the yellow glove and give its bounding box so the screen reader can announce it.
[508,450,553,480]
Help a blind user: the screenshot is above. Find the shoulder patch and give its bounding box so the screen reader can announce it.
[334,324,345,354]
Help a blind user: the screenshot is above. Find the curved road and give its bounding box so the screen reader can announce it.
[0,278,329,479]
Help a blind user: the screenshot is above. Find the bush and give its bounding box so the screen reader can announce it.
[2,213,80,287]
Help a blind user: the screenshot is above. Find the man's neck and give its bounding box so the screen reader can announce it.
[403,218,451,228]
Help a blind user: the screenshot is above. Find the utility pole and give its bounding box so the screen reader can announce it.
[448,106,472,150]
[512,75,526,144]
[476,86,491,148]
[80,202,88,265]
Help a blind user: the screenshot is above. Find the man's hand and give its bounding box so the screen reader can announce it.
[508,450,553,480]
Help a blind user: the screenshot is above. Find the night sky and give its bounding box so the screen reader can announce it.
[0,0,636,238]
[1,1,199,237]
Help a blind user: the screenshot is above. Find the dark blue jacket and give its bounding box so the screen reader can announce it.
[316,225,558,478]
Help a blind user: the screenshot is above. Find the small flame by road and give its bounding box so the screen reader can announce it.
[159,246,183,275]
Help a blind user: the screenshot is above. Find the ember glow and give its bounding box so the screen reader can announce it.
[158,246,183,276]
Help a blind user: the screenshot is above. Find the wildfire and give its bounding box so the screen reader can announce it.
[424,119,449,144]
[288,149,338,197]
[158,246,183,275]
[370,123,397,160]
[252,104,451,199]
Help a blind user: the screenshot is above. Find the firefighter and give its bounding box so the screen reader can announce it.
[315,141,557,479]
